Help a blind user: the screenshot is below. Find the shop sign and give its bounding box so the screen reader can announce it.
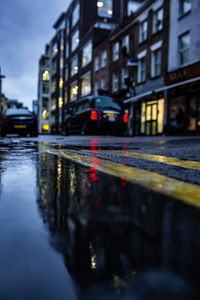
[165,62,200,85]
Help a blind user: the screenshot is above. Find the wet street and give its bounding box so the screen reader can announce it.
[0,135,200,299]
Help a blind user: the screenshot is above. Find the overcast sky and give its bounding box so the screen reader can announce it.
[0,0,71,109]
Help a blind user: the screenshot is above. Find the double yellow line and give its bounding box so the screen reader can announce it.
[47,149,200,209]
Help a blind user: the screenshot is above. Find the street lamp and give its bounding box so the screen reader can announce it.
[0,67,6,114]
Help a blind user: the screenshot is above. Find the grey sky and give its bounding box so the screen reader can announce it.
[0,0,71,109]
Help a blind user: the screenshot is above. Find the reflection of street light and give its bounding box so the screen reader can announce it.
[0,67,6,114]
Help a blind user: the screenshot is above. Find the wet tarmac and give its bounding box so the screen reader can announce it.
[0,138,200,299]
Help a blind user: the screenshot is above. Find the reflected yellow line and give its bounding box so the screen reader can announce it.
[47,149,200,209]
[98,151,200,170]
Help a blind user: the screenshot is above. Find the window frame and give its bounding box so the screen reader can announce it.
[179,32,190,66]
[153,7,164,34]
[139,20,148,43]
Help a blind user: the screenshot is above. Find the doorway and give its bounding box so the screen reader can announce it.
[145,102,158,135]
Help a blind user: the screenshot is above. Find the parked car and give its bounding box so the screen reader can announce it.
[63,96,128,135]
[1,108,38,137]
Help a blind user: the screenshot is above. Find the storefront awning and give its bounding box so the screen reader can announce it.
[124,76,200,104]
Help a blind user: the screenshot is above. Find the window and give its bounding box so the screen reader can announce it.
[65,42,69,58]
[179,32,190,66]
[121,68,129,88]
[71,29,80,52]
[42,109,49,120]
[127,1,142,15]
[101,50,107,68]
[138,57,146,83]
[153,8,163,33]
[72,2,80,27]
[139,20,148,43]
[52,43,58,57]
[71,55,78,77]
[94,81,99,95]
[42,97,49,108]
[42,70,50,81]
[122,35,130,55]
[112,73,119,92]
[100,77,106,90]
[151,49,161,77]
[113,42,120,61]
[94,56,100,72]
[81,73,91,96]
[179,0,191,16]
[51,80,56,93]
[70,83,78,101]
[82,40,92,68]
[65,65,69,81]
[97,0,113,18]
[42,83,49,94]
[52,60,57,75]
[66,19,70,35]
[64,90,68,104]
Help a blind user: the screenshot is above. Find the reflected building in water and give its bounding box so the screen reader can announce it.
[36,148,200,297]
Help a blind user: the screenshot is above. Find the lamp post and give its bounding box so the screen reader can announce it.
[0,67,6,114]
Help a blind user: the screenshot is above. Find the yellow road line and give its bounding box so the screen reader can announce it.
[96,151,200,170]
[47,149,200,209]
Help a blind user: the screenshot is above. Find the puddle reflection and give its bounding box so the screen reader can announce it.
[37,150,200,299]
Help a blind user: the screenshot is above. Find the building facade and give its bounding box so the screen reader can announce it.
[38,45,51,134]
[164,0,200,135]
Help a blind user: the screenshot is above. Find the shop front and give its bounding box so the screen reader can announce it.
[165,62,200,135]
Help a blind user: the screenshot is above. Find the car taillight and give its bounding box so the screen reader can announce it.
[123,113,128,123]
[90,110,97,121]
[2,116,9,122]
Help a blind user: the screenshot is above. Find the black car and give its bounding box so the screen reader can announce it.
[63,96,128,135]
[1,108,38,137]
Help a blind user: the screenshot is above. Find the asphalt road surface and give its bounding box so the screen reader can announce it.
[0,135,200,300]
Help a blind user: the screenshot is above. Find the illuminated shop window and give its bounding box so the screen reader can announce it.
[42,124,49,131]
[42,109,49,120]
[71,55,78,77]
[59,78,63,89]
[59,97,63,108]
[71,29,80,52]
[81,73,91,96]
[82,40,92,68]
[97,0,113,18]
[72,2,80,27]
[70,83,78,101]
[42,70,50,81]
